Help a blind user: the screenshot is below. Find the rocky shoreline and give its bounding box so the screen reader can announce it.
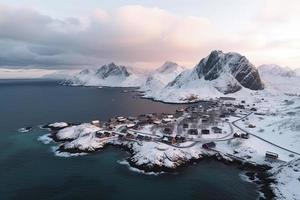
[47,128,275,199]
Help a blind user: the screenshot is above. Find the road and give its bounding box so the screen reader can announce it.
[232,112,300,156]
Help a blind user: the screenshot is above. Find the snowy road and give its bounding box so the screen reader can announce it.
[232,112,300,156]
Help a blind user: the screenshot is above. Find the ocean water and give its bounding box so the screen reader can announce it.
[0,79,259,200]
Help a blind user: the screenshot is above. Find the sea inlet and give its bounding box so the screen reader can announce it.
[0,79,259,200]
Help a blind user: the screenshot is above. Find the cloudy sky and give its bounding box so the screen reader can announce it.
[0,0,299,77]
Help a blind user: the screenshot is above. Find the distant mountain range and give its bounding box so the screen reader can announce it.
[64,50,300,102]
[63,62,144,87]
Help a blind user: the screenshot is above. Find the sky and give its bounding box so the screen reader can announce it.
[0,0,300,78]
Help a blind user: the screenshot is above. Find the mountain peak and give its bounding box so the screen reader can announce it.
[195,50,264,90]
[96,63,130,78]
[156,61,185,74]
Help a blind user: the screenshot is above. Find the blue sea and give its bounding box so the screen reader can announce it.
[0,79,259,200]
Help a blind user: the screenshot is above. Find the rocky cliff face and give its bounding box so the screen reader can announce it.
[95,62,130,79]
[195,50,264,90]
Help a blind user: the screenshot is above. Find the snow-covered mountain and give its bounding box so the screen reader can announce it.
[144,50,264,102]
[140,61,185,93]
[258,64,300,95]
[259,64,296,77]
[63,63,144,87]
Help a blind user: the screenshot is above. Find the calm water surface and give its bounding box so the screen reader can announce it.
[0,79,259,200]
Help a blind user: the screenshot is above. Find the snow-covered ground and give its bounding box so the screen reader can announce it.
[271,158,300,200]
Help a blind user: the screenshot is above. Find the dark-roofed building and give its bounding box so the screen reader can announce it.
[202,142,216,149]
[212,127,222,134]
[188,129,198,135]
[201,129,210,135]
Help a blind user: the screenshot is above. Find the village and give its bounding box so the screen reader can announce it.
[47,98,285,163]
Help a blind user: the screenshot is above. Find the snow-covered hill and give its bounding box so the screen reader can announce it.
[258,64,300,95]
[63,63,144,87]
[271,158,300,200]
[144,50,264,103]
[140,61,185,95]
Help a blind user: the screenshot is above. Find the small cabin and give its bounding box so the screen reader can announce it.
[104,131,111,137]
[117,116,126,122]
[202,119,209,123]
[118,134,125,139]
[188,129,198,135]
[126,133,135,139]
[136,134,144,140]
[235,104,245,109]
[144,136,152,141]
[175,135,186,143]
[128,116,136,121]
[126,123,136,129]
[183,123,189,128]
[241,133,249,139]
[201,129,210,135]
[212,127,222,134]
[250,107,257,111]
[202,142,216,149]
[153,120,161,125]
[176,108,185,113]
[95,131,105,138]
[162,136,173,144]
[265,151,278,159]
[91,120,100,127]
[167,115,174,119]
[219,114,226,118]
[233,132,240,138]
[248,124,256,128]
[163,127,172,134]
[162,118,172,123]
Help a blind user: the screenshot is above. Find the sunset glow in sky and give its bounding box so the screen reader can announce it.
[0,0,299,77]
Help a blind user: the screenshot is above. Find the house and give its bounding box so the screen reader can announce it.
[176,108,185,113]
[167,115,174,119]
[175,135,186,143]
[202,142,216,149]
[118,134,125,139]
[183,123,189,128]
[117,116,126,122]
[128,116,136,121]
[104,131,111,137]
[162,136,173,144]
[212,127,222,134]
[265,151,278,159]
[126,133,135,139]
[233,132,240,138]
[235,104,245,109]
[153,120,161,125]
[201,129,210,135]
[91,120,100,127]
[202,119,209,123]
[162,118,172,123]
[144,136,152,141]
[126,123,136,129]
[241,133,249,139]
[95,131,105,138]
[136,134,144,140]
[219,114,226,118]
[248,124,256,128]
[163,127,172,134]
[188,129,198,135]
[241,100,246,104]
[250,108,257,111]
